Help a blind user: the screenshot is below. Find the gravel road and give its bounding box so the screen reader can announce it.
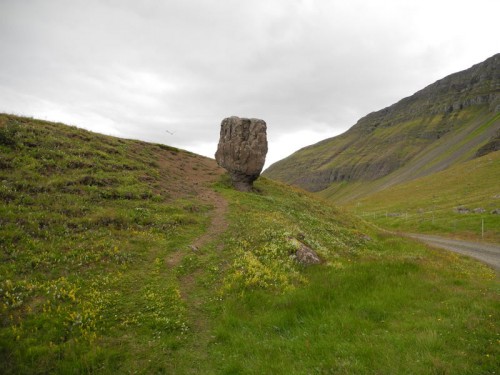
[405,233,500,271]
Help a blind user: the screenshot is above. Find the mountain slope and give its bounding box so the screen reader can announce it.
[345,150,500,243]
[1,114,498,374]
[264,54,500,202]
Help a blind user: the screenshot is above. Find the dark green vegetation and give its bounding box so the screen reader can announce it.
[264,54,500,204]
[1,115,499,374]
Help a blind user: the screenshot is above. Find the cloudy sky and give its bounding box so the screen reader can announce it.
[1,0,498,167]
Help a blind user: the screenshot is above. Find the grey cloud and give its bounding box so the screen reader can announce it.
[1,0,499,165]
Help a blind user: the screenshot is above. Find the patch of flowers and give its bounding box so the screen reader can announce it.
[220,181,374,294]
[222,217,307,294]
[1,274,120,346]
[124,284,189,337]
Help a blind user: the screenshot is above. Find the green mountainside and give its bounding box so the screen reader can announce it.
[264,54,500,203]
[1,114,498,373]
[346,150,500,242]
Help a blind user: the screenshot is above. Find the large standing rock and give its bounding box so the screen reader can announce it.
[215,116,268,192]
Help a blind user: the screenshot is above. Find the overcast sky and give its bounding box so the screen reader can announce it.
[1,0,498,167]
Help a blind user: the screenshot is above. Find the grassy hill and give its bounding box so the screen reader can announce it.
[264,54,500,203]
[1,114,499,374]
[343,150,500,243]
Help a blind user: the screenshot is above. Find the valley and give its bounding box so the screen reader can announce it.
[1,114,498,374]
[264,54,499,205]
[345,150,500,243]
[263,53,499,257]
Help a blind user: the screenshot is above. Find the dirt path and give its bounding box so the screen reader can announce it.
[405,233,500,270]
[191,188,228,250]
[174,183,227,351]
[156,149,228,267]
[152,149,229,369]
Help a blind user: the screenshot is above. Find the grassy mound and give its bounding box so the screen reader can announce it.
[1,115,498,374]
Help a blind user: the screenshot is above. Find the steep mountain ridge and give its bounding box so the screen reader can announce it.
[264,54,500,199]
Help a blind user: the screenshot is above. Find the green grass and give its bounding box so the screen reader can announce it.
[1,114,499,374]
[0,115,210,373]
[345,151,500,242]
[316,108,498,204]
[203,179,499,374]
[212,252,497,374]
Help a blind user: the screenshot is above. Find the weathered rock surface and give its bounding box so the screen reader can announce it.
[295,242,321,265]
[215,116,268,192]
[289,237,321,265]
[476,129,500,158]
[455,206,470,214]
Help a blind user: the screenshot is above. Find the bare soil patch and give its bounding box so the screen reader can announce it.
[155,148,228,294]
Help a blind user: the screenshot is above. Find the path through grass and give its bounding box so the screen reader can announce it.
[1,115,498,374]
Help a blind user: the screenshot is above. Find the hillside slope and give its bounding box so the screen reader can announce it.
[264,54,500,202]
[1,115,498,374]
[345,151,500,243]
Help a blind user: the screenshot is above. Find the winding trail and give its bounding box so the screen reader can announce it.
[190,188,228,250]
[157,150,228,269]
[152,149,230,370]
[405,233,500,270]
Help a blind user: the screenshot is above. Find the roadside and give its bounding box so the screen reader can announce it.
[405,233,500,271]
